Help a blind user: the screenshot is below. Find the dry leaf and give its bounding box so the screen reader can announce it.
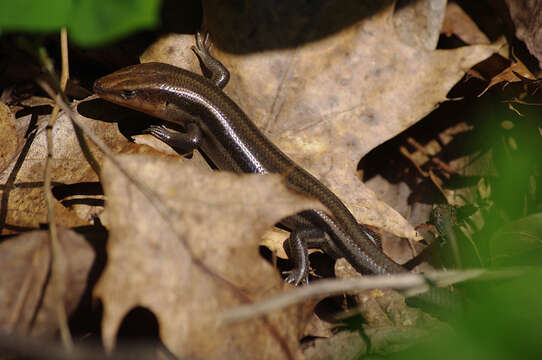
[0,228,94,337]
[94,154,326,359]
[0,97,173,233]
[141,1,496,241]
[302,288,451,358]
[0,109,98,232]
[356,289,450,354]
[302,331,367,360]
[0,102,18,172]
[442,2,491,45]
[479,60,536,96]
[260,226,290,258]
[505,0,542,68]
[364,176,429,264]
[393,0,446,51]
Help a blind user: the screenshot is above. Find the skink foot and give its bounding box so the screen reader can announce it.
[144,124,201,154]
[283,269,309,286]
[192,31,230,89]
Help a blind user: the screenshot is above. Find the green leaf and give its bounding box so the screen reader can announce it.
[0,0,162,47]
[68,0,161,46]
[0,0,70,31]
[387,268,542,360]
[490,213,542,266]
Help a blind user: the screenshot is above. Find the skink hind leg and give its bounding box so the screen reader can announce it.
[283,227,343,285]
[283,227,322,285]
[192,32,230,89]
[282,210,388,284]
[145,123,202,154]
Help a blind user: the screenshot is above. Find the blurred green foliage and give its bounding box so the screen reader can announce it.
[387,268,542,360]
[389,94,542,359]
[470,100,542,267]
[0,0,162,46]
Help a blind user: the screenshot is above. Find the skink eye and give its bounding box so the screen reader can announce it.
[120,90,136,99]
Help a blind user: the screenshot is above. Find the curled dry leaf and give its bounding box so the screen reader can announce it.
[0,227,94,337]
[479,60,536,96]
[94,154,326,359]
[141,0,496,240]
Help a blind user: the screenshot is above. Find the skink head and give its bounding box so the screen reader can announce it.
[93,62,179,119]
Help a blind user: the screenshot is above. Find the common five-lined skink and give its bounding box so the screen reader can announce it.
[93,33,407,284]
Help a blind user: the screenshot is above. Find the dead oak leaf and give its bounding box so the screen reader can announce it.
[0,227,94,337]
[94,154,324,359]
[140,1,496,241]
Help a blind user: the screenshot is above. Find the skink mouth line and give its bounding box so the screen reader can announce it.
[93,80,104,94]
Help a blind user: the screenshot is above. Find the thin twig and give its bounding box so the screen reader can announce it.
[399,145,428,177]
[406,137,456,176]
[221,269,494,323]
[428,170,447,199]
[42,27,73,350]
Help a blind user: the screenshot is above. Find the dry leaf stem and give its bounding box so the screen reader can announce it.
[42,27,73,350]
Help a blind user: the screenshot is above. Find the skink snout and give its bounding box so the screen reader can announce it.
[93,79,104,95]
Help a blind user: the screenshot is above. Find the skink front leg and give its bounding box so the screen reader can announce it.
[192,32,230,89]
[144,33,227,153]
[144,33,228,152]
[145,122,202,154]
